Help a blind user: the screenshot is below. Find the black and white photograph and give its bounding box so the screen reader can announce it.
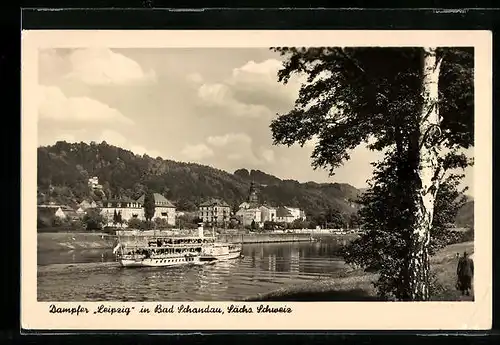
[22,30,492,330]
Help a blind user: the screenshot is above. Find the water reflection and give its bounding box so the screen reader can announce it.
[38,237,351,301]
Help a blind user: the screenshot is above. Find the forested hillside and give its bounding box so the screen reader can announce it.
[37,141,361,217]
[37,141,473,224]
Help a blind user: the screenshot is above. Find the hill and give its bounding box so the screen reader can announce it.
[37,141,361,217]
[455,200,474,227]
[37,141,473,224]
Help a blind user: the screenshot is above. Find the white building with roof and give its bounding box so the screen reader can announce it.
[136,193,177,225]
[101,197,144,226]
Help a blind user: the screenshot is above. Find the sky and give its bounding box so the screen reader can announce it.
[37,47,474,194]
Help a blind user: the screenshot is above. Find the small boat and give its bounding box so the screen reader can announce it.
[200,242,242,262]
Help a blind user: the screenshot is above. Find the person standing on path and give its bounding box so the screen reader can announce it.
[456,251,474,296]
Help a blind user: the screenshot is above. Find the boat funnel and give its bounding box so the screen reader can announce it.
[198,223,204,238]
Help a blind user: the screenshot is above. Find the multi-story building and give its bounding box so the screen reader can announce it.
[236,207,262,227]
[136,193,177,226]
[100,197,144,226]
[198,199,231,226]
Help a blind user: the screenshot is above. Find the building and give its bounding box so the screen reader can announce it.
[101,197,144,226]
[275,206,306,223]
[37,205,80,222]
[198,198,231,225]
[236,207,262,227]
[285,207,306,221]
[88,176,103,190]
[238,201,252,210]
[276,206,296,223]
[59,205,81,221]
[136,193,177,226]
[76,200,97,215]
[259,205,277,223]
[79,200,97,210]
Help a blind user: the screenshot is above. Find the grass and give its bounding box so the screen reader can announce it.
[245,241,474,302]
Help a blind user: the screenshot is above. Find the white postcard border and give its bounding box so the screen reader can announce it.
[21,30,492,330]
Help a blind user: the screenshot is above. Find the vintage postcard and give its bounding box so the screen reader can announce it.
[22,30,492,331]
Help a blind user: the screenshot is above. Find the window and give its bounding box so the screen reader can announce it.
[161,212,168,217]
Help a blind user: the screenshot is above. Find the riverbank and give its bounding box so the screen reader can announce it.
[38,232,117,253]
[245,241,474,301]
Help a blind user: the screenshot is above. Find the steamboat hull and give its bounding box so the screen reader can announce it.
[119,255,200,268]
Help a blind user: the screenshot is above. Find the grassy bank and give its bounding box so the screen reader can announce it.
[245,241,474,302]
[38,232,117,253]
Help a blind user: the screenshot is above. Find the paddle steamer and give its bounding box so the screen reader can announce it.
[113,226,241,267]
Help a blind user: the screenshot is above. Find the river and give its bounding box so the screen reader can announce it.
[37,238,352,301]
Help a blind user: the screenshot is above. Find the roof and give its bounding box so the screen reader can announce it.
[276,206,293,217]
[103,197,135,204]
[259,205,276,210]
[199,198,230,207]
[79,200,96,208]
[136,193,175,208]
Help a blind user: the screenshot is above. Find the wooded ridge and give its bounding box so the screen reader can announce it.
[37,141,473,226]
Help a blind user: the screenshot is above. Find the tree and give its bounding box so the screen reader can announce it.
[271,47,473,300]
[112,210,118,226]
[143,190,156,226]
[348,213,360,230]
[342,153,468,299]
[127,217,142,229]
[83,208,105,230]
[326,208,345,229]
[154,217,169,229]
[251,219,257,231]
[116,211,123,227]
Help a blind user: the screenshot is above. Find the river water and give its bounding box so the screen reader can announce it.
[37,238,352,301]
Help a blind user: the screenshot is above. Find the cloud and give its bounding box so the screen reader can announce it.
[260,148,275,163]
[38,86,134,125]
[195,59,301,118]
[186,72,203,84]
[40,48,156,85]
[197,83,270,118]
[181,143,215,161]
[97,130,162,158]
[38,128,163,158]
[227,153,243,161]
[206,133,252,147]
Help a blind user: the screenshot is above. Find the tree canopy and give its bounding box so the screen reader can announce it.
[271,47,473,174]
[143,191,156,223]
[270,47,474,300]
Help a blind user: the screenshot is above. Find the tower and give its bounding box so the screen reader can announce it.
[248,181,259,205]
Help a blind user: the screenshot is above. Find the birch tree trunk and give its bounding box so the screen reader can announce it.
[407,47,444,301]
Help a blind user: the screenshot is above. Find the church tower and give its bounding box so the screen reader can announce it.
[248,181,259,205]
